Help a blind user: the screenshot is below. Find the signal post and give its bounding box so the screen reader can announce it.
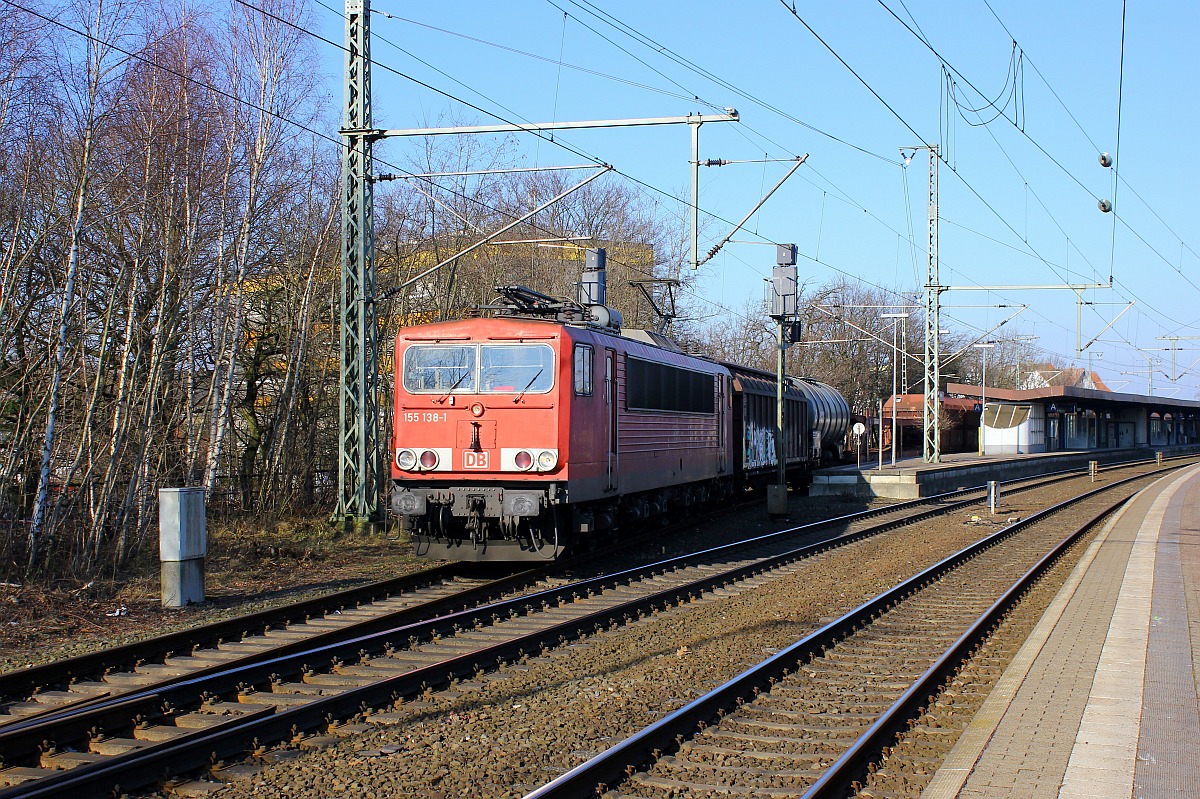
[769,244,799,517]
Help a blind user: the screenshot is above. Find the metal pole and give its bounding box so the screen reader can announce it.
[373,111,738,138]
[1074,289,1095,359]
[768,247,796,518]
[917,145,941,463]
[980,350,986,456]
[892,320,898,465]
[338,0,380,527]
[690,118,701,270]
[776,317,786,488]
[878,399,884,471]
[973,341,995,457]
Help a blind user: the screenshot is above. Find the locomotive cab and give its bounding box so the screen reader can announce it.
[392,320,569,561]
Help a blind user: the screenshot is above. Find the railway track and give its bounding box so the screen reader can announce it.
[0,471,971,726]
[0,563,542,727]
[523,470,1169,799]
[0,456,1190,797]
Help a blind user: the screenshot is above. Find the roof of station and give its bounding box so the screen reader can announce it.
[945,383,1200,413]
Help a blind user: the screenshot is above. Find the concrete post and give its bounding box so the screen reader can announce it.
[160,487,206,607]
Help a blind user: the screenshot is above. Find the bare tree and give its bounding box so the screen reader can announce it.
[27,0,137,572]
[202,0,318,493]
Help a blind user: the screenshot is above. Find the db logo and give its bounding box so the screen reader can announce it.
[463,450,490,469]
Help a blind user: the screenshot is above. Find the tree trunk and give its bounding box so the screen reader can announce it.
[28,124,94,572]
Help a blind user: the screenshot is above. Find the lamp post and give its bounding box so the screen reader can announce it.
[882,312,910,466]
[974,342,996,456]
[1013,334,1038,390]
[1087,351,1103,388]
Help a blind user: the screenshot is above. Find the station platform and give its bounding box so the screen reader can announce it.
[921,460,1200,798]
[810,445,1200,499]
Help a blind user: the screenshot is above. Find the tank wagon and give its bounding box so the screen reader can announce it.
[391,285,849,561]
[792,377,851,461]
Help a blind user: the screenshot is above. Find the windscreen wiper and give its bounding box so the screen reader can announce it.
[512,367,544,404]
[436,370,470,404]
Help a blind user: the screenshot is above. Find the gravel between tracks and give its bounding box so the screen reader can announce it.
[194,473,1143,799]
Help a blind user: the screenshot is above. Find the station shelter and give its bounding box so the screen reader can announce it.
[943,383,1200,454]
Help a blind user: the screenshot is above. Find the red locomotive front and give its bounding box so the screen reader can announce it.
[392,315,570,560]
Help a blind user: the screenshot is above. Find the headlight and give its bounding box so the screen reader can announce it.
[419,449,439,469]
[396,449,416,470]
[514,450,533,470]
[536,450,558,470]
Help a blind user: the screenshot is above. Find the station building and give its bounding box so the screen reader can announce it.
[880,359,1199,458]
[944,382,1200,454]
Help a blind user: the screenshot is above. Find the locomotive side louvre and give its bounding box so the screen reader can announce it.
[539,326,733,505]
[608,336,731,495]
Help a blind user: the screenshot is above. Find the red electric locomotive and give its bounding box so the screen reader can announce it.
[392,254,850,562]
[391,284,734,561]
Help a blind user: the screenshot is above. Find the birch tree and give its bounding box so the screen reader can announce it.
[26,0,135,572]
[202,0,319,495]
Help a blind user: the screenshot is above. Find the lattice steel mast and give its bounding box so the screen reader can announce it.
[919,145,942,463]
[338,0,381,526]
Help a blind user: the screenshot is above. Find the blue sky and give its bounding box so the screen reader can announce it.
[309,1,1200,397]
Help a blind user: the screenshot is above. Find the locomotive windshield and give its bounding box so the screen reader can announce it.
[403,343,554,395]
[403,345,477,393]
[479,344,554,393]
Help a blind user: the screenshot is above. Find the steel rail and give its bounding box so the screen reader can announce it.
[0,469,1080,794]
[0,485,981,762]
[0,479,977,727]
[1,456,1190,797]
[0,482,783,726]
[0,454,1183,751]
[798,491,1135,799]
[3,447,1183,708]
[0,565,547,729]
[0,563,471,701]
[521,464,1176,798]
